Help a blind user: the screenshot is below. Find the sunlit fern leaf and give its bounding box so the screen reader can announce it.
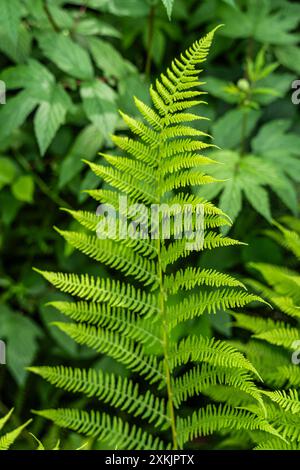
[168,290,264,327]
[169,336,260,378]
[28,367,168,428]
[165,267,245,293]
[261,389,300,414]
[172,364,264,409]
[55,229,159,289]
[0,409,31,451]
[33,409,168,450]
[255,437,300,450]
[52,322,164,385]
[47,301,161,346]
[31,28,281,450]
[176,404,282,448]
[34,269,159,316]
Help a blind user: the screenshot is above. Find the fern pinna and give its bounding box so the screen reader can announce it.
[30,28,282,450]
[230,218,300,450]
[0,409,31,450]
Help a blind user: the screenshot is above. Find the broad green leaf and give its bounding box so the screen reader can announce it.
[0,157,16,188]
[161,0,174,19]
[59,124,103,189]
[270,174,298,215]
[0,304,42,385]
[219,178,242,227]
[0,0,21,45]
[87,37,136,79]
[252,120,300,182]
[80,80,118,138]
[213,109,261,149]
[0,91,38,140]
[76,18,121,38]
[11,175,34,203]
[219,0,299,45]
[242,182,272,222]
[0,22,31,63]
[38,32,94,80]
[34,83,72,155]
[204,77,239,104]
[0,60,55,99]
[275,46,300,75]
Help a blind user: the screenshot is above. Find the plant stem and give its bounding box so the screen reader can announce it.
[240,110,248,156]
[44,1,60,32]
[157,240,178,449]
[145,6,156,76]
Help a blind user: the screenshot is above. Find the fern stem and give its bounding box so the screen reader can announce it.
[157,241,178,449]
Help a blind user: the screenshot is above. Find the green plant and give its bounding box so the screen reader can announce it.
[0,408,31,450]
[196,48,300,231]
[230,217,300,449]
[29,28,288,450]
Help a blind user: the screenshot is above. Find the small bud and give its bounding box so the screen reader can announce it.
[237,78,250,92]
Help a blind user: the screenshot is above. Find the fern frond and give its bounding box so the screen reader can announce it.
[262,389,300,414]
[176,404,281,447]
[53,322,164,384]
[165,267,245,293]
[255,437,300,450]
[28,367,168,428]
[254,328,300,350]
[0,410,31,451]
[34,269,158,316]
[55,229,158,289]
[62,209,157,259]
[161,233,243,268]
[169,336,260,378]
[102,154,156,185]
[172,364,263,409]
[48,301,161,347]
[33,409,167,450]
[168,290,263,327]
[85,160,157,204]
[111,135,157,166]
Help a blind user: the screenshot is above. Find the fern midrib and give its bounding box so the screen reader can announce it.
[154,57,204,450]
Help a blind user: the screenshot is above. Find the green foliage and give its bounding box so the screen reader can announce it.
[30,29,293,451]
[230,219,300,450]
[1,0,299,452]
[0,409,31,450]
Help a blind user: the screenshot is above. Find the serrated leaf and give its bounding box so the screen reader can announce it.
[34,83,71,155]
[38,32,94,80]
[87,37,136,79]
[12,175,34,203]
[219,179,242,228]
[80,80,117,138]
[243,182,272,222]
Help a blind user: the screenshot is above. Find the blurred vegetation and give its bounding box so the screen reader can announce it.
[0,0,299,449]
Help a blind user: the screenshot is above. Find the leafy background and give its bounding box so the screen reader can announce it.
[0,0,299,448]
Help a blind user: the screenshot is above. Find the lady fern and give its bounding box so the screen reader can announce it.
[0,409,31,450]
[230,218,300,450]
[30,28,283,450]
